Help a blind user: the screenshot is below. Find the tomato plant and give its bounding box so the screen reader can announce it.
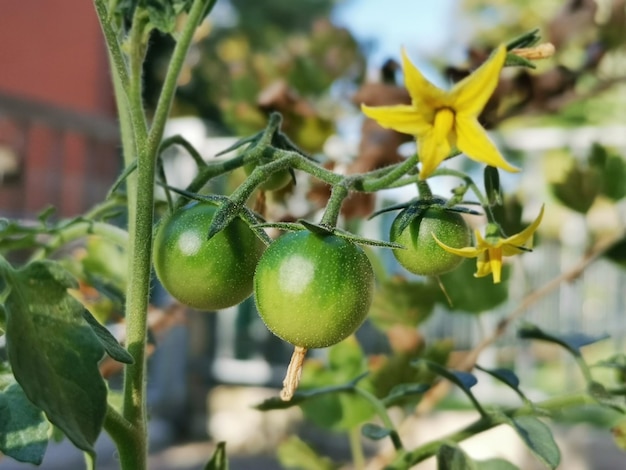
[390,206,471,276]
[244,161,292,191]
[254,230,374,349]
[153,202,266,310]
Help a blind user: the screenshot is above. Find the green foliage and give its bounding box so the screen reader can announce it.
[369,277,438,329]
[276,436,335,470]
[550,144,626,214]
[1,259,107,453]
[1,1,624,468]
[437,444,477,470]
[298,339,376,431]
[0,368,49,465]
[504,416,560,469]
[437,260,510,313]
[518,323,608,358]
[204,441,229,470]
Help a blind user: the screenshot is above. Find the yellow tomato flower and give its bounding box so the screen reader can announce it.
[361,45,519,179]
[433,206,544,283]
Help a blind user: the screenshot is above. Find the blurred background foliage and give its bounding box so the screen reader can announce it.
[143,0,365,151]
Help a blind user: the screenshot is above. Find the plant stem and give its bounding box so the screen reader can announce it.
[359,154,418,191]
[103,404,134,451]
[320,182,349,226]
[93,0,129,91]
[349,426,366,470]
[354,387,404,451]
[387,392,596,469]
[115,3,214,468]
[29,221,129,261]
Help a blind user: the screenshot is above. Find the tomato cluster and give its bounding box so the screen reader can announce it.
[152,198,470,349]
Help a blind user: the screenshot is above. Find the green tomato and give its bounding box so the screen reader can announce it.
[390,207,471,276]
[244,162,292,191]
[153,202,265,310]
[254,230,374,349]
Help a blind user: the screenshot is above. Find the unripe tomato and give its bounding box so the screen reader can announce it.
[244,162,292,191]
[153,202,265,310]
[254,230,374,349]
[390,207,471,276]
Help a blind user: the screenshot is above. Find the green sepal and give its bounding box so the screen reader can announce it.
[299,219,334,236]
[204,441,228,470]
[506,28,541,50]
[331,227,404,249]
[159,185,271,245]
[215,131,264,157]
[505,53,536,69]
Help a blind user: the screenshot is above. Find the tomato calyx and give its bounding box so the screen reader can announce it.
[158,185,271,246]
[254,219,403,249]
[371,197,482,234]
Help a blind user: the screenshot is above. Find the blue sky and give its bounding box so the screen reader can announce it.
[332,0,467,84]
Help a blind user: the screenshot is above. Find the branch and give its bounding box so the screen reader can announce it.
[416,230,626,414]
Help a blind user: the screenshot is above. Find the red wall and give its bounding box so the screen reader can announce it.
[0,0,113,114]
[0,0,119,218]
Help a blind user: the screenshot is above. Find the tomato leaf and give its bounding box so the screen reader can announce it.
[2,260,107,454]
[505,416,560,469]
[476,458,519,470]
[437,260,510,313]
[204,441,228,470]
[415,360,485,415]
[436,444,477,470]
[276,436,334,470]
[517,323,608,358]
[362,423,392,440]
[81,310,133,364]
[475,365,527,402]
[369,277,437,329]
[0,377,49,465]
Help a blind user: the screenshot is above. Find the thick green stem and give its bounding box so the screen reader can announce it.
[120,4,213,469]
[416,179,433,199]
[359,154,419,192]
[320,182,350,227]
